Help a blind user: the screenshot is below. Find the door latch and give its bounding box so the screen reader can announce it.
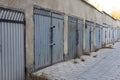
[51,26,55,29]
[51,43,55,46]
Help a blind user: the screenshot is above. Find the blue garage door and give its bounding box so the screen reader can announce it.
[68,17,83,59]
[34,8,64,69]
[68,16,77,58]
[96,24,102,49]
[77,19,83,56]
[85,21,94,52]
[52,13,64,64]
[34,9,51,69]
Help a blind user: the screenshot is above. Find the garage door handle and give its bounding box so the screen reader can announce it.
[51,26,55,29]
[51,43,55,46]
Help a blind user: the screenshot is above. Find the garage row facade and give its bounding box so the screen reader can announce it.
[0,0,120,80]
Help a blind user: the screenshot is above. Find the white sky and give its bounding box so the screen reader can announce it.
[89,0,120,14]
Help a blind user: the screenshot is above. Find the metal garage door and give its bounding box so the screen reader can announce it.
[103,27,107,45]
[85,21,94,52]
[34,8,51,69]
[101,27,103,47]
[114,28,117,41]
[106,27,109,44]
[108,27,110,44]
[52,13,64,63]
[0,8,25,80]
[68,17,83,58]
[96,24,99,49]
[96,24,102,49]
[85,22,91,51]
[113,28,115,42]
[110,27,113,43]
[34,8,64,69]
[77,19,83,56]
[118,28,120,40]
[103,26,108,46]
[100,27,103,48]
[68,16,77,58]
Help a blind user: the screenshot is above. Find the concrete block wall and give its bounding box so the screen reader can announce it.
[0,0,120,73]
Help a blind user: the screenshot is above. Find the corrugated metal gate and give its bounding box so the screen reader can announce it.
[96,24,102,49]
[0,8,25,80]
[34,8,64,69]
[68,17,83,58]
[85,21,94,52]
